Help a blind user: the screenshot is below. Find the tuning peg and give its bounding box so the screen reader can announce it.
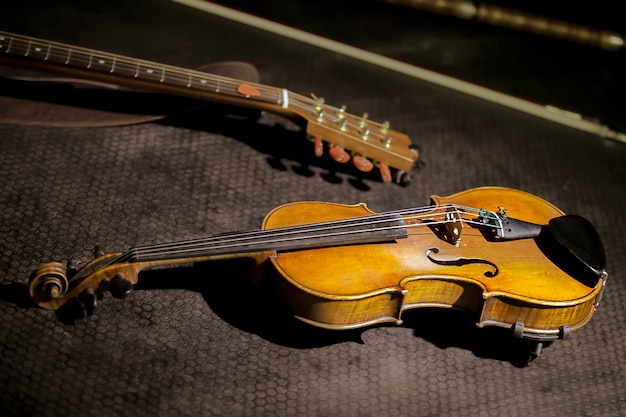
[110,274,133,299]
[313,135,324,157]
[359,113,370,140]
[359,113,369,128]
[66,258,79,278]
[329,147,350,163]
[380,121,390,135]
[311,93,325,122]
[94,245,104,258]
[352,156,374,172]
[379,162,392,183]
[83,287,97,315]
[336,105,348,131]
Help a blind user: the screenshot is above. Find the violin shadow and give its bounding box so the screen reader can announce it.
[136,259,544,367]
[134,259,366,349]
[399,308,548,368]
[1,261,542,366]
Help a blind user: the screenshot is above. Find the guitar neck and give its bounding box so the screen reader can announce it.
[0,31,289,114]
[0,31,418,175]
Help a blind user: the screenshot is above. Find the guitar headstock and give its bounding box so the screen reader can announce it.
[292,93,419,184]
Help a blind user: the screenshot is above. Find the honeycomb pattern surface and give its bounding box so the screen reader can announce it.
[1,1,625,416]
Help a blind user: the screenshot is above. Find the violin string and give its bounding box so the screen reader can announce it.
[126,204,499,261]
[130,203,478,253]
[68,202,500,283]
[136,203,493,252]
[137,221,408,260]
[128,218,484,262]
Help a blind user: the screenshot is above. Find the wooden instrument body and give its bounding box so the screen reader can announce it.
[29,187,606,343]
[263,187,605,337]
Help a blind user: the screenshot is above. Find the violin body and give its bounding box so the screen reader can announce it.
[30,187,607,347]
[263,187,606,340]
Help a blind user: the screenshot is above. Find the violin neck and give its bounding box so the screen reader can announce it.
[0,31,292,115]
[123,214,408,266]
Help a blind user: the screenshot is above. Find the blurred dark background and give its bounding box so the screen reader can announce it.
[213,0,625,134]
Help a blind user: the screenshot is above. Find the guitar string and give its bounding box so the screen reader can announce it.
[3,33,398,145]
[1,34,311,103]
[40,47,392,145]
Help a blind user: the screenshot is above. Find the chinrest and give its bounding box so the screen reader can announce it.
[549,215,606,277]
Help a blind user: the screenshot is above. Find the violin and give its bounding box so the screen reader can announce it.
[0,31,418,184]
[30,187,607,356]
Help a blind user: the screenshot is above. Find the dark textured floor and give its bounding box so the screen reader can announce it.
[1,1,625,416]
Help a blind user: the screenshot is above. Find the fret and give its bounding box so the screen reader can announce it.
[4,36,26,55]
[87,53,115,72]
[59,48,94,69]
[27,41,51,61]
[0,34,14,53]
[184,72,219,92]
[110,59,139,77]
[1,32,280,106]
[136,63,166,82]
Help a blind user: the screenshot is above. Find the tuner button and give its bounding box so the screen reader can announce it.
[329,147,350,163]
[379,162,392,183]
[314,135,324,157]
[83,287,97,316]
[352,156,374,172]
[110,274,133,299]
